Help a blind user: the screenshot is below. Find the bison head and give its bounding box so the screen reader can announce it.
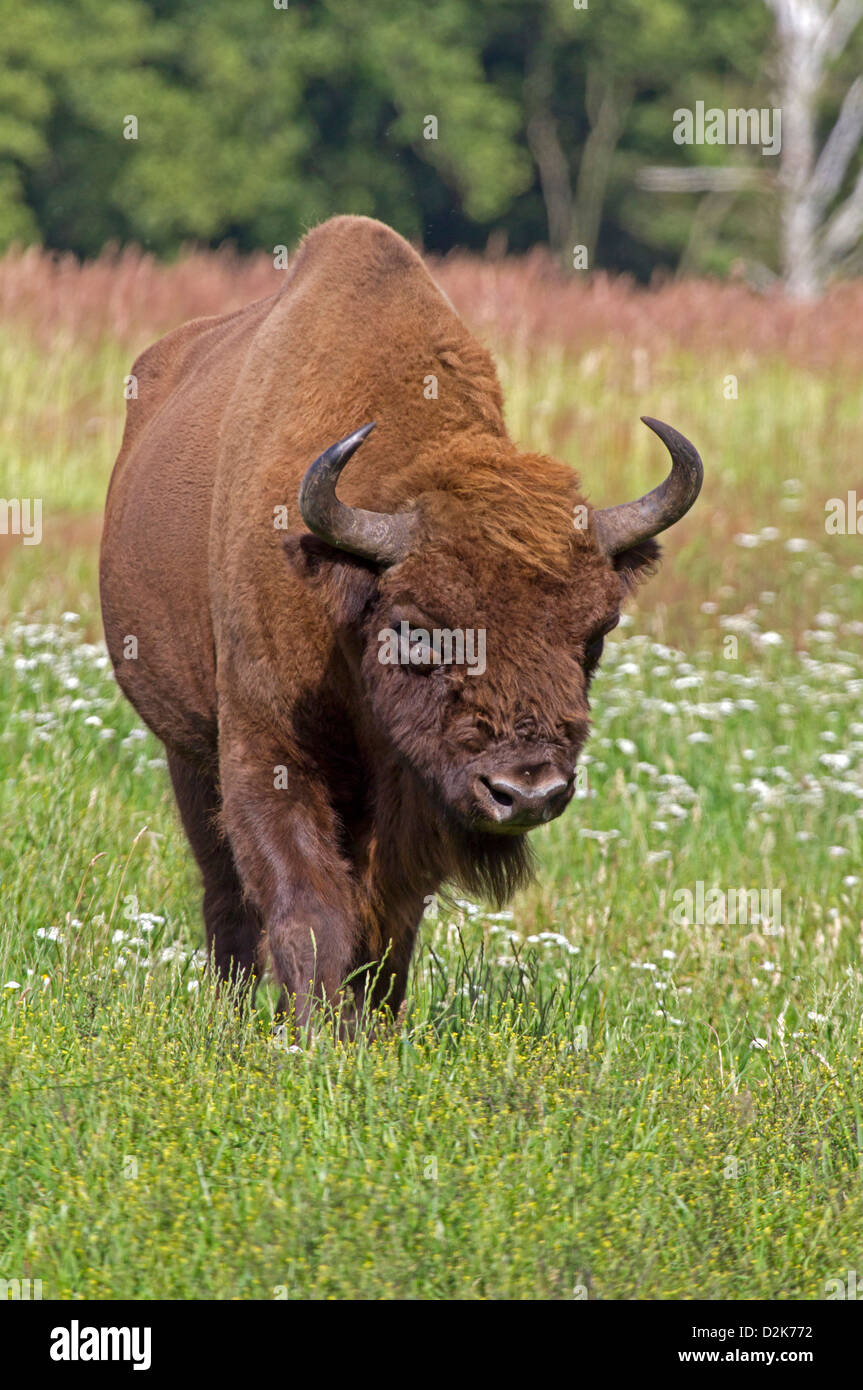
[290,419,702,840]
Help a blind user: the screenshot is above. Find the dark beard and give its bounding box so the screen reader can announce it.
[372,761,537,911]
[445,818,535,908]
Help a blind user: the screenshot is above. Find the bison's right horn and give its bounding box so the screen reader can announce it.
[298,422,417,566]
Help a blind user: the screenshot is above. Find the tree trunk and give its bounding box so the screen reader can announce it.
[571,71,633,267]
[767,0,863,298]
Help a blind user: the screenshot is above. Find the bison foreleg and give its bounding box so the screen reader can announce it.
[219,739,360,1027]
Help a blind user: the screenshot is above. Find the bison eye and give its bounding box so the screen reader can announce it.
[406,630,444,674]
[455,727,486,753]
[409,647,441,675]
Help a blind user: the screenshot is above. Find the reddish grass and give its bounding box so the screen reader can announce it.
[1,241,862,372]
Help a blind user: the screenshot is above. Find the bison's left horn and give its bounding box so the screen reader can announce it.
[298,422,417,565]
[593,416,703,556]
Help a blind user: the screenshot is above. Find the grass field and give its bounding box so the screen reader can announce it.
[1,248,862,1299]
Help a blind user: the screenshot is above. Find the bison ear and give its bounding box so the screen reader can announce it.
[283,533,380,627]
[612,537,662,595]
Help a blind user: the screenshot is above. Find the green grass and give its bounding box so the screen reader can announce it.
[0,327,128,517]
[1,283,863,1298]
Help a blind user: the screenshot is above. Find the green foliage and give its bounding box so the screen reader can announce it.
[1,0,533,257]
[1,0,860,275]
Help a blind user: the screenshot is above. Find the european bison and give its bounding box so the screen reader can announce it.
[100,215,702,1022]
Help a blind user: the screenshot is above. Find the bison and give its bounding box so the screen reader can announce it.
[100,215,702,1024]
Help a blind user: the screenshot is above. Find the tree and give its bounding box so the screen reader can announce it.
[1,0,860,285]
[512,0,754,270]
[0,0,530,258]
[766,0,863,296]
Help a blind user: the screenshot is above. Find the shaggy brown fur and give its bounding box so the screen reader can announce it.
[100,215,661,1022]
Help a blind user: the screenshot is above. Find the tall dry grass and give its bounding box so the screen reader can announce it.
[2,241,863,372]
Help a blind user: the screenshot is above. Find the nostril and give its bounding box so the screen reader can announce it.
[480,775,514,810]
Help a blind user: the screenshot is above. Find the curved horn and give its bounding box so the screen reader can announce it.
[298,422,417,565]
[593,416,704,556]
